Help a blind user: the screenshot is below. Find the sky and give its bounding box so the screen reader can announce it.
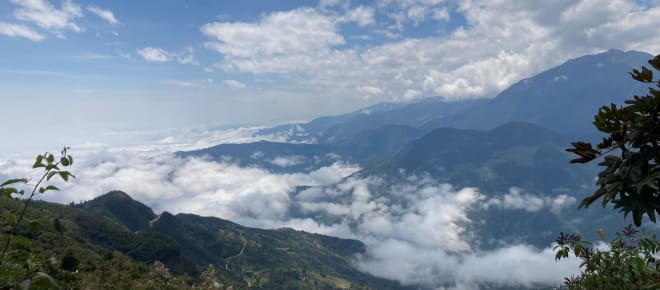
[2,0,660,152]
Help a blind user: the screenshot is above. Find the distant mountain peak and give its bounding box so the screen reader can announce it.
[425,49,653,135]
[83,191,157,231]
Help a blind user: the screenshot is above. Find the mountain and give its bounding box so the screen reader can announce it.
[257,97,483,144]
[7,191,408,289]
[361,122,596,193]
[423,49,652,134]
[194,50,653,176]
[285,122,630,249]
[256,50,651,146]
[178,125,424,172]
[80,190,157,231]
[176,141,338,173]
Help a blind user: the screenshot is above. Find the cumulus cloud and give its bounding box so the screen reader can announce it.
[11,0,83,33]
[86,6,118,25]
[357,85,384,96]
[201,1,660,103]
[224,79,246,89]
[137,46,197,64]
[0,22,45,41]
[341,5,376,27]
[176,46,197,65]
[201,8,344,59]
[138,47,172,62]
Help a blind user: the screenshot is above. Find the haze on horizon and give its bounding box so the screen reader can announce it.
[1,0,660,153]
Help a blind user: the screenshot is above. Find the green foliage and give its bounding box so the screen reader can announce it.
[59,251,78,272]
[567,54,660,226]
[0,147,74,289]
[555,226,660,289]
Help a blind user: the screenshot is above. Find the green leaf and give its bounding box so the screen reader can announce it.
[58,171,75,182]
[45,153,54,164]
[18,279,30,290]
[39,185,59,194]
[31,272,60,289]
[32,155,44,168]
[0,178,28,187]
[0,187,19,198]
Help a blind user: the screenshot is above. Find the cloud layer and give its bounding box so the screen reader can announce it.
[0,131,581,288]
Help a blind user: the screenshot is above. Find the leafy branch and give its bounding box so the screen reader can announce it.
[0,147,74,289]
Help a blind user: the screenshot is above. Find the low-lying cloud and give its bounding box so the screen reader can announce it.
[0,134,580,288]
[485,187,577,214]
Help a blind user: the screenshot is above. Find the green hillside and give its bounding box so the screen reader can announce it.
[0,191,408,289]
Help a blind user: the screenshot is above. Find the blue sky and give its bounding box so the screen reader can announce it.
[1,0,660,152]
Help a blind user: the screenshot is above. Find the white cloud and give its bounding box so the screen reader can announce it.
[201,1,660,104]
[11,0,83,33]
[137,47,172,62]
[484,188,577,213]
[357,85,384,95]
[357,239,579,288]
[176,46,197,65]
[137,46,198,65]
[224,79,246,89]
[402,89,421,101]
[0,22,45,41]
[341,5,376,27]
[161,80,201,87]
[86,6,118,25]
[268,155,306,167]
[201,8,344,59]
[0,136,582,288]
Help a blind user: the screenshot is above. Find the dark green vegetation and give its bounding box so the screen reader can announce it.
[556,55,660,289]
[555,228,660,289]
[1,190,407,289]
[567,54,660,226]
[1,148,74,289]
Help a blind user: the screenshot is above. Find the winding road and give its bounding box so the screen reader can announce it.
[225,239,247,271]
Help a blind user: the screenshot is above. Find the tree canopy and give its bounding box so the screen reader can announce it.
[568,54,660,226]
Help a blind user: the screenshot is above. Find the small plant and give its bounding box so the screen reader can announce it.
[0,147,74,289]
[554,225,660,289]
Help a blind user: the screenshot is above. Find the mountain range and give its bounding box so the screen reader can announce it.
[4,49,656,289]
[179,49,654,255]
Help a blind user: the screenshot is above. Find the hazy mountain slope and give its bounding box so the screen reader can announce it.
[176,141,338,173]
[178,125,424,172]
[258,98,482,144]
[423,49,652,134]
[361,122,596,193]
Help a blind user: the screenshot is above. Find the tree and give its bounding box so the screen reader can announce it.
[554,226,660,289]
[567,54,660,226]
[556,54,660,289]
[0,147,75,289]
